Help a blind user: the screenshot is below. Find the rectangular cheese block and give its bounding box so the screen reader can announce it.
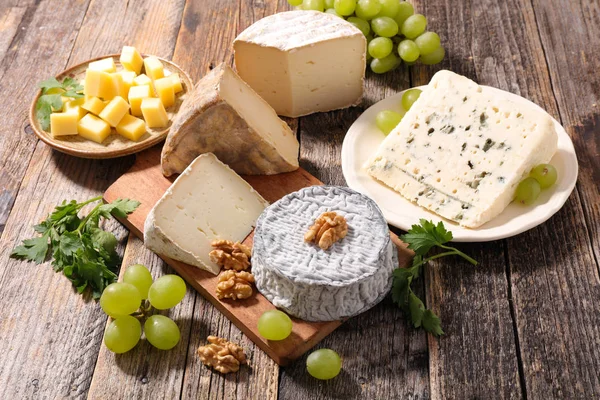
[367,70,558,228]
[116,114,146,141]
[143,56,164,81]
[99,96,130,127]
[128,85,152,117]
[153,77,175,108]
[120,46,144,74]
[144,152,269,274]
[88,57,116,73]
[77,114,111,143]
[234,10,366,117]
[141,97,168,128]
[50,112,78,137]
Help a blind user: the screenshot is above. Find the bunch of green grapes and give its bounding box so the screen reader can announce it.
[100,264,187,353]
[288,0,445,73]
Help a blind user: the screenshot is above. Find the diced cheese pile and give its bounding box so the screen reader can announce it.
[49,46,184,143]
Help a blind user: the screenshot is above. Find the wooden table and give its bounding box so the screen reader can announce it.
[0,0,598,398]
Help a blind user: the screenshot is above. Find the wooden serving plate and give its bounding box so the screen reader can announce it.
[104,146,413,365]
[29,54,193,159]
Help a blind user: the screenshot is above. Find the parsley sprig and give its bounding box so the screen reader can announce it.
[35,77,84,130]
[392,219,478,336]
[10,196,140,298]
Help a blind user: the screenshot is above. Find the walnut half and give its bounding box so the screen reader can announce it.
[304,211,348,250]
[209,240,252,271]
[216,270,255,300]
[197,336,247,374]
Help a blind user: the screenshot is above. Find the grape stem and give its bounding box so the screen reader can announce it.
[131,300,154,320]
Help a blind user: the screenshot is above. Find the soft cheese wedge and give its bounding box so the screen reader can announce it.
[367,70,558,228]
[144,153,269,274]
[161,63,299,177]
[234,10,366,118]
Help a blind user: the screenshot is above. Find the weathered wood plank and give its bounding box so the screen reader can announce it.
[0,6,26,61]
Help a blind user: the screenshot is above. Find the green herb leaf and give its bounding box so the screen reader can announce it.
[10,235,49,263]
[98,198,141,219]
[400,219,453,256]
[422,310,444,336]
[408,292,425,328]
[35,76,85,130]
[39,77,62,92]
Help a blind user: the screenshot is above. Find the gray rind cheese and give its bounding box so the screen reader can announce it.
[252,186,396,322]
[161,63,299,177]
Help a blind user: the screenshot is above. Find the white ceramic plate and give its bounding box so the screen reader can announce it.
[341,85,578,242]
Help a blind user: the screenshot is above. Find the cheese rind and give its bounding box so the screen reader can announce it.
[144,153,269,274]
[161,63,299,177]
[367,70,558,228]
[234,10,366,117]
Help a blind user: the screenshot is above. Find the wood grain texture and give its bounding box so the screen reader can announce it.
[0,6,26,61]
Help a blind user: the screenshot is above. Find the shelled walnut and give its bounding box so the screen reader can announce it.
[216,270,255,300]
[197,336,247,374]
[304,211,348,250]
[209,240,252,271]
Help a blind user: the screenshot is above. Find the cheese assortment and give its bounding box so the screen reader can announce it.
[367,70,558,228]
[234,11,366,117]
[161,63,300,177]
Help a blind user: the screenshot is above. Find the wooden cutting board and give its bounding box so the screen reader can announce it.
[104,145,413,366]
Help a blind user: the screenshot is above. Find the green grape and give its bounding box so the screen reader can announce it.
[324,0,335,7]
[306,349,342,380]
[419,45,445,65]
[414,31,441,55]
[529,164,557,189]
[325,8,342,16]
[401,88,422,110]
[144,315,181,350]
[368,37,393,59]
[398,39,420,62]
[347,16,371,36]
[371,16,398,37]
[514,177,541,205]
[104,316,141,354]
[334,0,356,16]
[393,1,414,27]
[355,0,381,20]
[287,0,304,5]
[376,110,405,134]
[303,0,325,11]
[401,14,427,39]
[148,275,186,310]
[123,264,153,299]
[370,53,400,74]
[377,0,400,18]
[100,282,142,317]
[257,310,293,341]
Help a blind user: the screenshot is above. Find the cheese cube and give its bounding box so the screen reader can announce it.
[84,69,116,100]
[133,74,152,87]
[63,98,87,120]
[143,56,164,81]
[141,97,168,128]
[81,97,106,115]
[99,96,130,127]
[234,11,366,117]
[50,112,78,137]
[169,73,183,93]
[153,77,175,108]
[111,71,136,99]
[118,70,137,90]
[116,114,147,141]
[88,57,116,73]
[119,46,144,74]
[128,85,153,117]
[77,114,111,143]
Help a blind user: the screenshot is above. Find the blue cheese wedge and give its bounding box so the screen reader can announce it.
[367,70,558,228]
[252,186,396,322]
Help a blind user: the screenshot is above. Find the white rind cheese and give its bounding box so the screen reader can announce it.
[367,70,558,228]
[144,153,268,274]
[252,186,396,322]
[161,63,299,177]
[234,11,366,118]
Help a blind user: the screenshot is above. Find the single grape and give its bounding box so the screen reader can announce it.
[398,39,420,62]
[303,0,325,11]
[144,315,181,350]
[123,264,153,299]
[257,310,293,341]
[148,275,186,310]
[393,1,414,27]
[371,16,398,37]
[401,14,427,39]
[100,282,142,318]
[370,53,400,74]
[355,0,381,20]
[306,349,342,380]
[401,88,422,111]
[104,316,141,354]
[324,0,335,7]
[287,0,304,5]
[529,164,558,188]
[514,177,541,205]
[347,16,371,36]
[376,110,405,134]
[377,0,400,18]
[414,31,441,56]
[325,8,342,16]
[334,0,356,16]
[368,37,393,59]
[419,45,445,65]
